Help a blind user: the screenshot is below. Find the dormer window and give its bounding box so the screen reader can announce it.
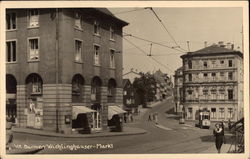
[94,21,100,35]
[28,9,39,28]
[75,12,83,29]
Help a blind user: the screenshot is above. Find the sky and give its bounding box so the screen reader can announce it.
[108,7,243,76]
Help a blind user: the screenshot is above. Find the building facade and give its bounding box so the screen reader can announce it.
[122,79,140,113]
[173,67,184,114]
[181,43,243,122]
[6,8,128,134]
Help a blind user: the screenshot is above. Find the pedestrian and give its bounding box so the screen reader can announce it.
[6,117,13,150]
[154,113,158,125]
[130,114,134,122]
[213,123,224,153]
[148,114,152,121]
[124,114,127,123]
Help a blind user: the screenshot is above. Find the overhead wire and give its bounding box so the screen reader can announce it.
[123,37,174,73]
[149,8,188,52]
[112,8,149,15]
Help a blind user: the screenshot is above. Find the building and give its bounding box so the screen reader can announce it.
[122,79,140,114]
[153,69,173,101]
[173,67,184,114]
[180,42,243,122]
[6,8,128,134]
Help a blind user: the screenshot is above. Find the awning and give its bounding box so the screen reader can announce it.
[108,106,127,120]
[72,106,96,120]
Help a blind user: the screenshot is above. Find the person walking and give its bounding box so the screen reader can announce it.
[154,113,158,125]
[148,114,151,121]
[213,123,224,153]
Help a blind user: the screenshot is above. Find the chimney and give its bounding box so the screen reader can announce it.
[218,41,225,47]
[231,44,234,50]
[226,42,231,49]
[204,41,207,48]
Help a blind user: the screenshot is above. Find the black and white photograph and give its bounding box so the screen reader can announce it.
[0,1,249,159]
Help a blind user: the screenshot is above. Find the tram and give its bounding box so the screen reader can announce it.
[197,109,211,129]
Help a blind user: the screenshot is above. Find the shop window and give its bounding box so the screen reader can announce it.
[75,40,82,62]
[28,38,39,61]
[6,13,16,30]
[28,9,39,27]
[6,41,16,62]
[110,49,115,68]
[94,45,100,66]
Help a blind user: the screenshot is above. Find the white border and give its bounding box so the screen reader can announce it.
[0,1,249,159]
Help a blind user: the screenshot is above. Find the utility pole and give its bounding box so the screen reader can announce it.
[187,41,190,52]
[55,8,59,133]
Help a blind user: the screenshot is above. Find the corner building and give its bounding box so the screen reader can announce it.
[6,8,128,133]
[181,44,243,122]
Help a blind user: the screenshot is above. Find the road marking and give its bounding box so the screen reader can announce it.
[155,124,173,131]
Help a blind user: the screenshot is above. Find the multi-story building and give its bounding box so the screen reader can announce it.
[153,69,173,101]
[173,67,184,114]
[180,42,243,122]
[6,8,128,134]
[122,79,140,114]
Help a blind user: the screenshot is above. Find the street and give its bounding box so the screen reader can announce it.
[11,97,219,154]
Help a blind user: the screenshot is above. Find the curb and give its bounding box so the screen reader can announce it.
[12,127,147,138]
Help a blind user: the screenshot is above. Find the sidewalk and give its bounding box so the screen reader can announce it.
[201,143,232,153]
[12,126,147,138]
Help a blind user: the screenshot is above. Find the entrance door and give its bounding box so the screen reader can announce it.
[92,111,101,131]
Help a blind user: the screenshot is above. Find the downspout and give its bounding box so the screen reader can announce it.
[55,8,59,133]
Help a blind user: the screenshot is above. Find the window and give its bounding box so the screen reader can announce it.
[110,26,114,40]
[228,89,234,100]
[28,38,39,60]
[211,73,216,81]
[188,61,192,69]
[187,108,193,119]
[94,45,100,65]
[211,89,217,100]
[203,89,208,99]
[72,75,84,103]
[220,60,224,64]
[94,21,100,35]
[75,40,82,62]
[203,73,208,77]
[28,9,39,27]
[219,108,225,118]
[228,60,233,67]
[211,108,216,119]
[187,90,193,95]
[6,41,16,62]
[31,76,42,94]
[219,89,225,100]
[75,12,83,29]
[228,72,233,80]
[211,60,216,68]
[6,13,16,30]
[220,72,224,77]
[110,49,115,68]
[124,90,127,95]
[203,61,207,68]
[228,108,233,119]
[188,74,192,82]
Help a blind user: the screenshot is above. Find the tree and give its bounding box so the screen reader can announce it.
[133,72,156,107]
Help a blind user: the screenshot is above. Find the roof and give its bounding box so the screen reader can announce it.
[123,79,131,87]
[93,8,129,26]
[181,45,243,58]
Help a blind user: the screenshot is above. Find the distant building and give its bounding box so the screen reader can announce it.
[173,67,184,114]
[6,8,128,133]
[122,69,141,83]
[122,79,140,113]
[180,42,243,121]
[153,70,173,101]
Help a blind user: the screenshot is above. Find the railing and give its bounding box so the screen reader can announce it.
[228,118,244,153]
